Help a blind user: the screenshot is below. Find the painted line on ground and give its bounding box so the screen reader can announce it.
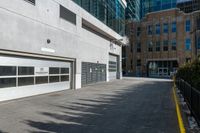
[173,86,186,133]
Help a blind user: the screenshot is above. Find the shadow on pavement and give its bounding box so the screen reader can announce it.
[23,81,177,133]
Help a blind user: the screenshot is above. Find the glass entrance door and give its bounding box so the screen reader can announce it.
[158,68,169,77]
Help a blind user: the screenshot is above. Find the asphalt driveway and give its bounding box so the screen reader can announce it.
[0,78,179,133]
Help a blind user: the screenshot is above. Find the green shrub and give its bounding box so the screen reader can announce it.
[176,60,200,90]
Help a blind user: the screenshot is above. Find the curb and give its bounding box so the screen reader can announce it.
[173,86,186,133]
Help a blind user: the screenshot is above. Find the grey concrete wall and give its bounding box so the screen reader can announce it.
[0,0,123,88]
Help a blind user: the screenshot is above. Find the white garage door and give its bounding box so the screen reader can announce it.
[109,54,118,81]
[0,56,71,102]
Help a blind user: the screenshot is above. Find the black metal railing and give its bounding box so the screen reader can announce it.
[176,78,200,125]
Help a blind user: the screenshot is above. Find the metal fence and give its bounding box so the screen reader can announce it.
[176,78,200,125]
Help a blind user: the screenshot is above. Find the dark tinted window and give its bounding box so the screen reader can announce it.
[60,5,76,25]
[61,75,69,82]
[0,78,16,88]
[49,67,59,74]
[61,68,69,74]
[36,76,48,84]
[18,67,34,75]
[0,66,16,76]
[49,76,59,83]
[24,0,35,5]
[18,77,34,86]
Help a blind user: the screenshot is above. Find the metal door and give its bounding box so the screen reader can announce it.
[81,62,106,86]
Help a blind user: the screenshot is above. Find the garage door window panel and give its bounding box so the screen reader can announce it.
[18,67,34,75]
[61,68,69,74]
[49,67,60,75]
[49,76,60,83]
[36,76,48,84]
[18,77,34,86]
[0,66,16,76]
[61,75,69,82]
[0,78,16,88]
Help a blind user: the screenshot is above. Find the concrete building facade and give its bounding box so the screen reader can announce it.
[124,8,200,78]
[0,0,127,102]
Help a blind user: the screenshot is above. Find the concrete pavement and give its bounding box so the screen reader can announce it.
[0,78,179,133]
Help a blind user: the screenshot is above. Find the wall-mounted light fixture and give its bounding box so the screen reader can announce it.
[47,39,51,44]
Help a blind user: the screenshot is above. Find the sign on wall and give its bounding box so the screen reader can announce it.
[35,67,49,76]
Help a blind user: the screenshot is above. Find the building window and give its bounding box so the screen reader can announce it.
[147,25,153,35]
[171,39,177,51]
[197,18,200,30]
[163,23,168,34]
[148,41,153,52]
[198,37,200,49]
[137,43,141,53]
[163,40,168,51]
[130,43,133,53]
[131,59,133,69]
[60,5,76,25]
[172,22,176,33]
[73,0,125,36]
[137,27,141,36]
[185,38,191,50]
[24,0,35,5]
[185,20,191,32]
[156,41,160,51]
[137,59,141,66]
[156,24,160,35]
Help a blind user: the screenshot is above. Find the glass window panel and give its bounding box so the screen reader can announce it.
[163,40,168,51]
[156,41,160,51]
[148,25,153,35]
[185,38,191,50]
[198,37,200,49]
[25,0,35,5]
[18,77,34,86]
[60,5,76,25]
[0,66,16,76]
[49,67,59,74]
[172,39,177,50]
[18,67,34,75]
[49,76,59,83]
[0,78,16,88]
[137,42,141,53]
[61,68,69,74]
[36,76,48,84]
[73,0,125,36]
[172,22,176,32]
[156,24,160,34]
[61,75,69,82]
[163,23,168,33]
[185,20,191,32]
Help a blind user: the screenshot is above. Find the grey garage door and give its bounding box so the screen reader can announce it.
[109,54,118,80]
[81,62,106,86]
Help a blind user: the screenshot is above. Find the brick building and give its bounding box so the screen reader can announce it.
[124,8,200,78]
